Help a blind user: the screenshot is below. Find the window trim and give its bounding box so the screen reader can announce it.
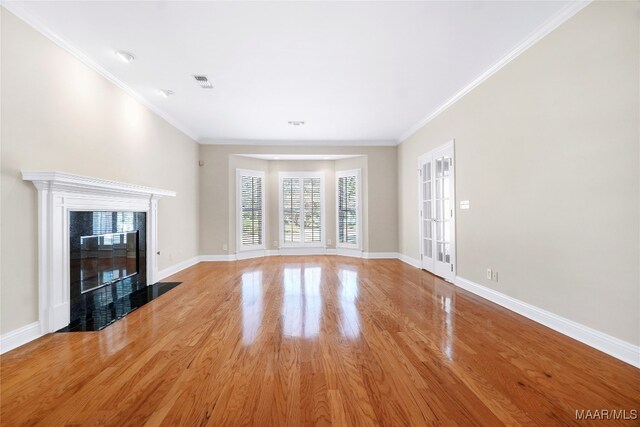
[236,168,266,252]
[335,169,362,250]
[278,171,326,248]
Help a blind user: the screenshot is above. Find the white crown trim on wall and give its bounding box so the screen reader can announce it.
[2,2,200,143]
[199,139,397,147]
[397,0,592,143]
[3,1,591,147]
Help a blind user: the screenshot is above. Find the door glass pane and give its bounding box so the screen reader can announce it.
[444,244,450,263]
[437,243,444,261]
[436,200,444,220]
[423,163,431,180]
[443,158,450,176]
[443,176,450,199]
[424,238,432,258]
[436,159,442,177]
[425,201,432,219]
[425,220,432,239]
[444,220,451,242]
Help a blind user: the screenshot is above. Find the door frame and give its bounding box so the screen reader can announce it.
[418,140,456,282]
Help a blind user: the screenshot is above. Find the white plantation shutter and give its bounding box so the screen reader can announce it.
[280,173,324,246]
[282,177,301,243]
[239,171,264,249]
[303,177,321,243]
[337,170,360,247]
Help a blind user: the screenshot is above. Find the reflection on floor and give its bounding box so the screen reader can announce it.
[58,281,182,332]
[3,257,638,425]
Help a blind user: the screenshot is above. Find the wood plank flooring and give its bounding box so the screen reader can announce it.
[1,257,639,426]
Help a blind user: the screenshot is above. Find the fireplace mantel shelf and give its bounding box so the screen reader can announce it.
[22,171,176,198]
[22,170,175,334]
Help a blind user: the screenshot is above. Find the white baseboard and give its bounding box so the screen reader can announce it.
[199,254,236,262]
[275,247,330,256]
[236,250,266,260]
[0,321,41,354]
[397,253,421,268]
[156,256,200,282]
[454,276,640,368]
[337,248,364,258]
[363,251,399,259]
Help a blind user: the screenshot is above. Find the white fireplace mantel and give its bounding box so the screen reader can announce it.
[22,171,176,334]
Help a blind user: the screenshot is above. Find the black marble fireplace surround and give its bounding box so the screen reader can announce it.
[66,211,152,331]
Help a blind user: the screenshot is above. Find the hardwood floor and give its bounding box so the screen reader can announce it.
[1,257,639,426]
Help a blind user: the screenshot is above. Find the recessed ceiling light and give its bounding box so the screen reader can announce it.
[323,156,331,160]
[273,156,280,160]
[288,121,305,126]
[159,89,174,98]
[115,50,135,63]
[193,75,213,89]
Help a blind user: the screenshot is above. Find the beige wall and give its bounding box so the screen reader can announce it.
[0,9,200,334]
[199,145,397,255]
[3,0,636,351]
[398,2,639,344]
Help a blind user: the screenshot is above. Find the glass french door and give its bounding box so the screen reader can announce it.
[419,142,455,282]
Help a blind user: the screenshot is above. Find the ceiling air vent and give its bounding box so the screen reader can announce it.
[193,75,213,89]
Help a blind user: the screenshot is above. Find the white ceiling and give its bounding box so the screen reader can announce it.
[6,1,575,144]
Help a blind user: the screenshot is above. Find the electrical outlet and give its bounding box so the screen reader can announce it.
[492,271,498,282]
[222,243,228,251]
[486,268,492,280]
[273,241,278,248]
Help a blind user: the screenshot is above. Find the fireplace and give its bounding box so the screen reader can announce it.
[67,211,150,331]
[22,171,175,334]
[69,211,147,297]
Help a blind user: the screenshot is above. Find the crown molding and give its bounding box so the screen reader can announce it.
[397,0,592,144]
[199,138,397,147]
[3,1,591,147]
[1,2,201,143]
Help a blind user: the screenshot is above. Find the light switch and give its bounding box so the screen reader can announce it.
[460,200,470,210]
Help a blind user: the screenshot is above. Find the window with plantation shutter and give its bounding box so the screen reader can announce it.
[280,172,324,247]
[282,177,301,243]
[237,169,265,251]
[336,169,361,248]
[303,177,321,243]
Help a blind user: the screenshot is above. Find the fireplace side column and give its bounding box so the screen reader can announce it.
[147,195,161,285]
